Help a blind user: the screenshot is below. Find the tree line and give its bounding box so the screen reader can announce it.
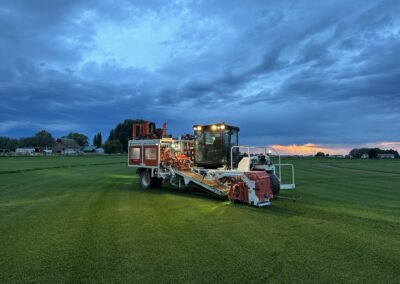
[0,130,55,151]
[0,131,102,151]
[349,148,399,158]
[315,148,399,158]
[0,118,136,154]
[104,119,143,153]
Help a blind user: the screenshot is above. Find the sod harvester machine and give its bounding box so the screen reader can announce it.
[128,121,295,207]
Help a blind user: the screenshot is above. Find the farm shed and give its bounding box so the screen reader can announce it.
[16,148,35,155]
[377,153,395,159]
[82,146,97,153]
[53,138,81,155]
[332,155,345,159]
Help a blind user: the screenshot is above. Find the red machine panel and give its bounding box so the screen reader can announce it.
[143,145,158,167]
[229,171,273,203]
[244,171,273,200]
[129,146,142,166]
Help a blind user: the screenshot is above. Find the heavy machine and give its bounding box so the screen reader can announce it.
[128,120,295,207]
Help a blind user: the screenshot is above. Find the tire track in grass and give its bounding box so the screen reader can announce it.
[0,164,125,282]
[38,165,125,282]
[0,173,92,282]
[53,166,136,282]
[122,191,262,282]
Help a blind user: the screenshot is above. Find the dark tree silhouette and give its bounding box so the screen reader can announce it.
[63,132,88,146]
[107,119,144,152]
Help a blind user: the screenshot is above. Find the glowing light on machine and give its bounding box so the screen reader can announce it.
[195,124,225,131]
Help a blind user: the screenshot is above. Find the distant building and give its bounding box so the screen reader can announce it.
[43,149,52,156]
[82,146,97,153]
[16,148,35,155]
[63,149,79,155]
[332,155,345,159]
[361,153,369,159]
[53,138,81,155]
[377,153,395,159]
[95,148,105,155]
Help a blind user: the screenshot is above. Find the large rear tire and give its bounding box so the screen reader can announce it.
[139,170,152,189]
[269,174,280,197]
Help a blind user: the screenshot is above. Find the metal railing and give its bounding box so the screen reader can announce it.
[230,145,295,189]
[230,146,281,174]
[274,163,295,189]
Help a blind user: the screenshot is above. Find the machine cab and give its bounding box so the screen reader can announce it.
[193,123,239,168]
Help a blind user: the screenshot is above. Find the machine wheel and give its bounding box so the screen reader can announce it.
[269,174,281,197]
[139,170,152,189]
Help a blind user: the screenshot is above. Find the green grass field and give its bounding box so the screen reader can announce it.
[0,156,399,283]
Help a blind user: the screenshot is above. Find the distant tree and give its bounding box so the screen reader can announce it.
[0,137,18,151]
[368,148,378,159]
[18,136,36,148]
[349,148,360,158]
[34,130,54,148]
[63,132,88,146]
[104,139,123,153]
[350,148,370,158]
[93,132,103,148]
[11,130,54,149]
[315,152,325,157]
[108,119,143,152]
[96,132,102,148]
[9,139,18,151]
[0,137,8,149]
[381,149,399,158]
[325,153,330,157]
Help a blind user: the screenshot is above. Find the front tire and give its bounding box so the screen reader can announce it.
[139,170,163,189]
[269,174,280,197]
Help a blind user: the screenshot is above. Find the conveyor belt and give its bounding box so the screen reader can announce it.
[175,170,230,197]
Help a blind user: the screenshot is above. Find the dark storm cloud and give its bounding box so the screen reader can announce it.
[0,0,399,148]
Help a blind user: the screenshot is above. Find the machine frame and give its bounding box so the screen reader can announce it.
[128,135,295,207]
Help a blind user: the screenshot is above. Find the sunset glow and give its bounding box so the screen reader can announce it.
[270,142,400,156]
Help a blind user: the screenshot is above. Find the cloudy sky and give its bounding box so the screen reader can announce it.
[0,0,399,154]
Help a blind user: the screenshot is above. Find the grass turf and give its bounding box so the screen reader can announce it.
[0,156,399,283]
